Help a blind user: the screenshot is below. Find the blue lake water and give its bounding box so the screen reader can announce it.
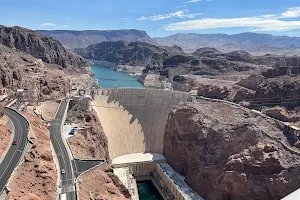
[91,65,144,88]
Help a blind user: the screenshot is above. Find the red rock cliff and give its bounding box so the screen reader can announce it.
[163,100,300,200]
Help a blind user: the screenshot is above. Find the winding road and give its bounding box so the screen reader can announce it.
[48,99,76,200]
[0,108,28,194]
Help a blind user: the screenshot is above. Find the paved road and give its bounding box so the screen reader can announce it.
[0,108,28,194]
[48,99,76,200]
[72,160,105,178]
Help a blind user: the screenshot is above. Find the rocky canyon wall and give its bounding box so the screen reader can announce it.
[163,100,300,200]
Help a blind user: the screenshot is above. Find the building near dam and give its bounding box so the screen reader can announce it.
[92,87,203,200]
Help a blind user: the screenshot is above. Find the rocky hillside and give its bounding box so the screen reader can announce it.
[192,47,222,58]
[153,32,300,55]
[66,97,110,162]
[0,44,69,101]
[75,41,172,68]
[76,41,281,87]
[164,100,300,200]
[0,25,90,73]
[78,164,130,200]
[231,57,300,108]
[141,48,280,86]
[37,29,152,49]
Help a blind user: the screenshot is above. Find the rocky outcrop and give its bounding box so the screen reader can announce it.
[66,97,110,162]
[265,106,300,123]
[262,57,300,78]
[226,50,253,62]
[37,29,152,48]
[163,100,300,200]
[254,75,300,107]
[162,45,185,54]
[0,25,89,73]
[192,47,222,57]
[236,57,300,108]
[75,41,170,68]
[197,82,255,101]
[0,44,69,101]
[171,75,255,101]
[198,84,230,99]
[237,74,265,91]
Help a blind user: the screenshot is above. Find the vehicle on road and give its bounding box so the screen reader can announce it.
[69,128,76,135]
[61,169,65,174]
[12,140,17,145]
[60,193,66,200]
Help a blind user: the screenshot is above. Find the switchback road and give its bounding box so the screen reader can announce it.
[0,108,28,194]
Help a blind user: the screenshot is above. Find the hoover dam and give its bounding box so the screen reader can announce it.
[92,87,204,200]
[92,87,192,159]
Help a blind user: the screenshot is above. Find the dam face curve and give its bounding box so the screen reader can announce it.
[92,88,191,159]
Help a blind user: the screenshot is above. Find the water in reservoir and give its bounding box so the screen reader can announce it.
[137,180,163,200]
[91,65,144,88]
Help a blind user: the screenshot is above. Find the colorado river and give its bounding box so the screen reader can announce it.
[91,65,144,88]
[137,180,163,200]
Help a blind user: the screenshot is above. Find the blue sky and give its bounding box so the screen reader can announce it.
[1,0,300,37]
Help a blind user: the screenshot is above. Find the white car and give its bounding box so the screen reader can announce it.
[61,169,65,174]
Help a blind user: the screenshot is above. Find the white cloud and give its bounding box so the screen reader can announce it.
[165,7,300,32]
[123,17,131,20]
[260,14,277,18]
[187,0,202,3]
[40,22,56,27]
[165,17,300,31]
[176,5,187,8]
[185,13,203,18]
[280,7,300,18]
[137,16,147,21]
[186,0,212,3]
[66,17,71,20]
[137,10,202,21]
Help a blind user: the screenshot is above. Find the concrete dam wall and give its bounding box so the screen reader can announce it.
[92,88,191,159]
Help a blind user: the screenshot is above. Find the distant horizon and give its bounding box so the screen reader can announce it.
[2,0,300,37]
[34,28,300,38]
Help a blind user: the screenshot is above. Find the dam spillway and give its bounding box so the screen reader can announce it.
[92,88,191,159]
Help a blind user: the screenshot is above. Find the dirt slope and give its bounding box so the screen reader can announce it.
[78,164,130,200]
